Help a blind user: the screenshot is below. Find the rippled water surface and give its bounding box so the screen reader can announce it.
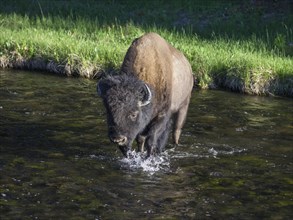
[1,70,292,219]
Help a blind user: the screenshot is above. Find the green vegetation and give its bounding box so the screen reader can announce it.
[0,0,292,96]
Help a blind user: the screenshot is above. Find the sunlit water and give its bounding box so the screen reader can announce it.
[0,70,292,219]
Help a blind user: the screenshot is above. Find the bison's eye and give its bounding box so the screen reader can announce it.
[128,111,139,121]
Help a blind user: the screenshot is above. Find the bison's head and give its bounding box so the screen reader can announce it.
[97,75,153,157]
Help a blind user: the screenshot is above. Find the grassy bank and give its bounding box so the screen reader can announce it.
[0,0,292,96]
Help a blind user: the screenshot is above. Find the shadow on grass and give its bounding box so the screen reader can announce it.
[1,0,292,55]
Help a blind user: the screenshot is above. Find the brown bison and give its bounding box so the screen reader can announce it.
[97,32,193,157]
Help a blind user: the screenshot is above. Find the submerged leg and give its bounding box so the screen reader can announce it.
[136,135,146,153]
[173,98,190,145]
[145,113,171,157]
[156,121,171,153]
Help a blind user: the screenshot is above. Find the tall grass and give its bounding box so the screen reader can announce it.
[0,0,292,96]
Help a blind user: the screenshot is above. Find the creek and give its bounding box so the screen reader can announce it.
[0,70,292,219]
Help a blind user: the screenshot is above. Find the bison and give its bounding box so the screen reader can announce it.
[97,32,193,157]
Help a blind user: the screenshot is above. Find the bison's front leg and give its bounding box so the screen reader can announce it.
[145,113,170,157]
[136,135,146,153]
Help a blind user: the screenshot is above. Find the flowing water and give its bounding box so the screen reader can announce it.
[0,70,292,219]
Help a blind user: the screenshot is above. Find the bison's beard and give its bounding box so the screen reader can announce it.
[118,145,130,158]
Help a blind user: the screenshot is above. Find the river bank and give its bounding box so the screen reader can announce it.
[0,0,292,96]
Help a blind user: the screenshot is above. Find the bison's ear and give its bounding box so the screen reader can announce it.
[97,78,114,97]
[139,83,152,107]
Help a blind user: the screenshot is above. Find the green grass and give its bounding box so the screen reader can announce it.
[0,0,292,96]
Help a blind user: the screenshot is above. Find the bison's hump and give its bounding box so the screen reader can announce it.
[121,32,193,113]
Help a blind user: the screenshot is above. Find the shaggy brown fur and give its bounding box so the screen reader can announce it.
[121,33,173,113]
[121,32,194,146]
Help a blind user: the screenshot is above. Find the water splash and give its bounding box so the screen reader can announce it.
[120,150,170,174]
[119,145,247,174]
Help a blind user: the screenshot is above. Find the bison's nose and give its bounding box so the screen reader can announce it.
[110,135,128,146]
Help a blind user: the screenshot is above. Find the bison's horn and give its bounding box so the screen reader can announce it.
[139,83,152,107]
